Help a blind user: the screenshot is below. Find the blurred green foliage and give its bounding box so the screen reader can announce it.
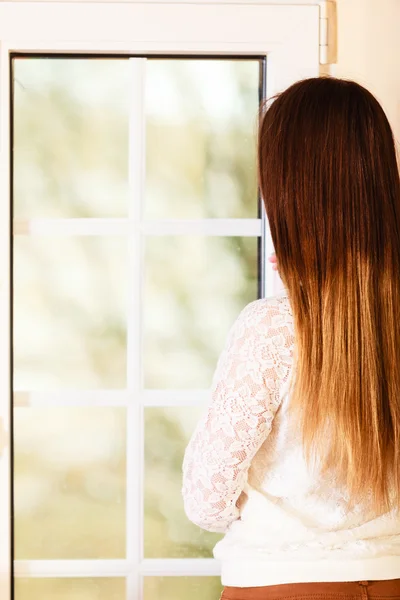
[13,58,260,599]
[15,578,126,600]
[144,577,223,599]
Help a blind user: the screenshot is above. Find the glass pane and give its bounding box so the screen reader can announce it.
[144,407,221,558]
[144,577,222,600]
[13,237,127,390]
[144,236,258,388]
[145,60,260,219]
[14,408,126,559]
[15,578,126,600]
[13,58,130,218]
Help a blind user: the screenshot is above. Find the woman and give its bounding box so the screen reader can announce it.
[182,77,400,599]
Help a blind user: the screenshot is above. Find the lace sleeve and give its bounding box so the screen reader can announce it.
[182,295,294,533]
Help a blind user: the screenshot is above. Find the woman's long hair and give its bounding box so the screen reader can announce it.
[258,77,400,512]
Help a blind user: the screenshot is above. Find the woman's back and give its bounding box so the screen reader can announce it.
[183,293,400,586]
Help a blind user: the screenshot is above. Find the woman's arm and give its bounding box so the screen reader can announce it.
[182,297,293,533]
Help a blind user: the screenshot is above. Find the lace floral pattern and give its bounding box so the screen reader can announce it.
[182,294,295,533]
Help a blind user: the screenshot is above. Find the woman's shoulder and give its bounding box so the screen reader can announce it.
[232,291,294,350]
[239,290,293,326]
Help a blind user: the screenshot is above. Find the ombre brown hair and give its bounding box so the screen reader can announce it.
[259,77,400,512]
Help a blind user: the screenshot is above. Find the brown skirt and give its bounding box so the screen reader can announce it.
[221,579,400,600]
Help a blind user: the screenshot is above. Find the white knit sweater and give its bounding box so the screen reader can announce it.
[182,292,400,587]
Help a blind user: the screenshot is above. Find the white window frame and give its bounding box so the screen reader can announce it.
[0,3,319,599]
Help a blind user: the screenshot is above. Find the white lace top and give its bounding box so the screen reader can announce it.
[182,293,400,587]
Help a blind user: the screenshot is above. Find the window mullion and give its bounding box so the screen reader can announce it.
[126,57,147,600]
[12,390,211,408]
[13,557,221,578]
[12,217,262,237]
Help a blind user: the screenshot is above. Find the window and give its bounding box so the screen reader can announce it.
[0,3,319,600]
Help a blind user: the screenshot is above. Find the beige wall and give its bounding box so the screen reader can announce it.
[335,0,400,145]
